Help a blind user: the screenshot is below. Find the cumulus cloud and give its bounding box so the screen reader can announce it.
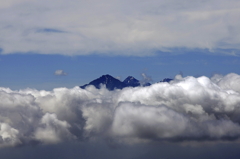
[54,70,67,76]
[0,73,240,148]
[0,0,240,56]
[35,113,76,144]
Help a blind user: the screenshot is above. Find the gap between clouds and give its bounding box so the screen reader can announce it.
[0,73,240,148]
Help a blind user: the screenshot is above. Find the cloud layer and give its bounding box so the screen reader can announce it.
[0,73,240,148]
[0,0,240,56]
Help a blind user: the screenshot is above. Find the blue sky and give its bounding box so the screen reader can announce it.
[0,51,240,90]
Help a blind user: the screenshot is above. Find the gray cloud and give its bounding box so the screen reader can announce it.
[0,0,240,56]
[0,73,240,148]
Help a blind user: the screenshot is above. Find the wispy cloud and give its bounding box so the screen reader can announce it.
[0,0,240,56]
[140,73,152,85]
[54,70,67,76]
[0,73,240,148]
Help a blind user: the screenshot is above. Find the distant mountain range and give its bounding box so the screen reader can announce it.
[80,74,172,90]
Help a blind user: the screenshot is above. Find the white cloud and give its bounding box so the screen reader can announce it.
[0,73,240,147]
[54,70,67,76]
[215,73,240,93]
[0,123,21,147]
[0,0,240,56]
[35,113,76,144]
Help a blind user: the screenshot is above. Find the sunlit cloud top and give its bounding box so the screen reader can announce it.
[0,73,240,148]
[0,0,240,56]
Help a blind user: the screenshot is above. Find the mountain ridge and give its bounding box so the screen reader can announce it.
[80,74,172,90]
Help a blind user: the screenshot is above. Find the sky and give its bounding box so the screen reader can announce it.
[1,0,240,159]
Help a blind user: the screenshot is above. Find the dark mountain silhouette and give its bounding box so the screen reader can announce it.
[80,74,172,91]
[123,76,141,87]
[142,82,151,86]
[123,76,151,87]
[160,78,173,83]
[80,74,127,90]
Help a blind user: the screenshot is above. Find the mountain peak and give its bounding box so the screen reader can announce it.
[98,74,114,84]
[101,74,112,78]
[123,76,140,87]
[80,74,126,90]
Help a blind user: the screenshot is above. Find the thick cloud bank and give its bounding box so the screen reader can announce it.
[0,0,240,55]
[0,73,240,148]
